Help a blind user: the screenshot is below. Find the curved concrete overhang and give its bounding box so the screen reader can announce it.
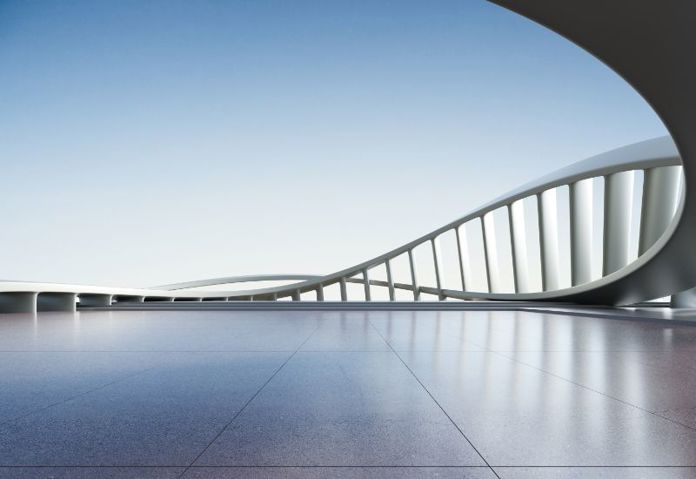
[489,0,696,304]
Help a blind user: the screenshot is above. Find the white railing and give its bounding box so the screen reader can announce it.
[0,136,683,313]
[201,136,681,302]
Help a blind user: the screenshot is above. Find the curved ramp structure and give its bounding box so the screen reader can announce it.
[1,0,694,312]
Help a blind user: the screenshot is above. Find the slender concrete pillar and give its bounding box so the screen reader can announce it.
[339,279,348,301]
[0,292,38,314]
[362,269,371,301]
[431,238,443,294]
[408,249,420,300]
[385,260,396,301]
[37,293,77,312]
[456,225,470,291]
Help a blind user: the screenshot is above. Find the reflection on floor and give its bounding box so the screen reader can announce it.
[0,308,695,478]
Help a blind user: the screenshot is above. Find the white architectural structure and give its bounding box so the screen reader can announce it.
[2,0,695,313]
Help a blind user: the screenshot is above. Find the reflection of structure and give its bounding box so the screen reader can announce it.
[1,0,695,313]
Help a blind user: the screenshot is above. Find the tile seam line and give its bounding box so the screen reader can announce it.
[493,350,696,434]
[0,365,160,429]
[367,319,501,479]
[3,465,696,468]
[177,323,322,478]
[0,465,497,468]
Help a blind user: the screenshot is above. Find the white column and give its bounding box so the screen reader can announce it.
[431,237,444,299]
[362,268,371,301]
[385,260,395,301]
[538,190,561,291]
[481,215,495,293]
[603,171,634,275]
[455,227,468,291]
[639,166,682,254]
[570,179,594,285]
[408,249,420,300]
[339,278,348,301]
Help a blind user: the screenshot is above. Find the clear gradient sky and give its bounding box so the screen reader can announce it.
[0,0,667,287]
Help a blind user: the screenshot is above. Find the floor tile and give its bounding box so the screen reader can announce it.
[0,467,184,478]
[503,350,696,427]
[183,466,496,478]
[400,350,696,466]
[442,310,696,352]
[0,352,164,423]
[300,312,390,351]
[0,311,321,351]
[495,467,696,478]
[195,352,485,466]
[0,352,290,466]
[2,309,696,468]
[368,311,487,351]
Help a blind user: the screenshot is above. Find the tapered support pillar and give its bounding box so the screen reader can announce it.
[37,293,77,312]
[0,292,38,314]
[339,279,348,301]
[671,287,696,308]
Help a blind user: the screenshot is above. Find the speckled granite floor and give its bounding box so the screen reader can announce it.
[0,308,696,478]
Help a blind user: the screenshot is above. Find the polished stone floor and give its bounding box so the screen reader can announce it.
[1,309,696,478]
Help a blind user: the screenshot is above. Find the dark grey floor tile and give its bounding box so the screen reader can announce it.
[195,352,485,466]
[300,312,390,351]
[368,311,487,351]
[0,311,321,351]
[183,466,496,478]
[433,310,696,352]
[0,352,290,466]
[503,351,696,427]
[2,309,696,470]
[0,352,164,423]
[658,407,696,430]
[400,351,696,466]
[0,467,184,478]
[495,467,696,478]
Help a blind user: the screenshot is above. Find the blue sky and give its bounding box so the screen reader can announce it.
[0,0,667,286]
